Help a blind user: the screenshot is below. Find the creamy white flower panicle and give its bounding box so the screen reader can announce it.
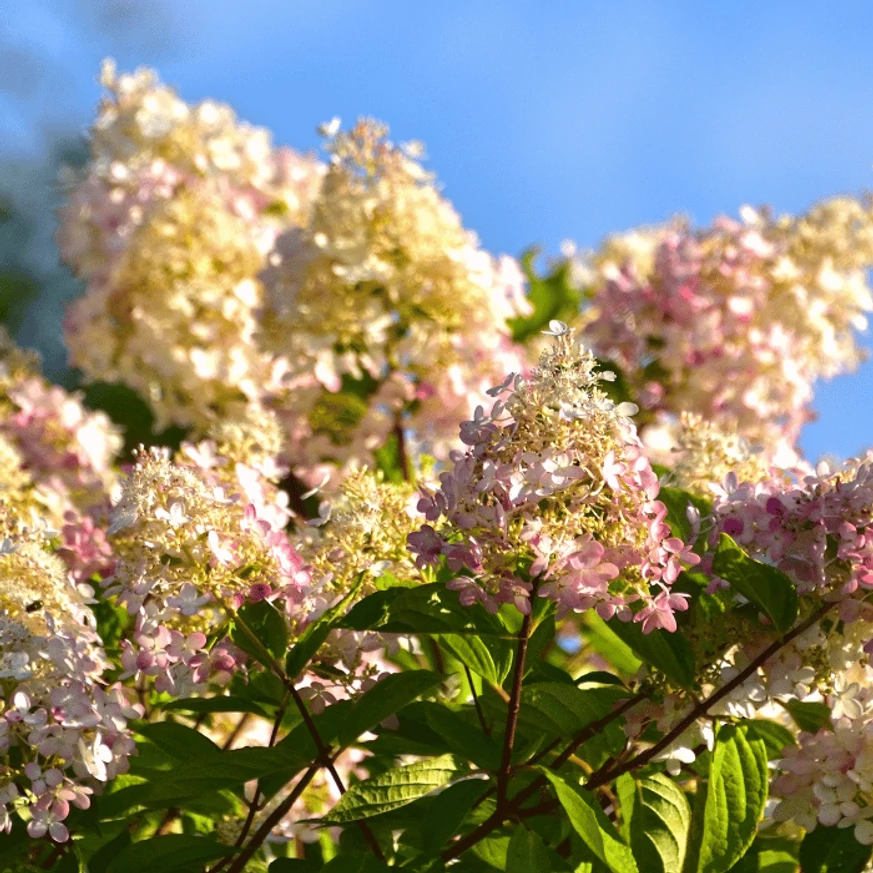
[260,118,530,480]
[106,444,314,697]
[59,61,324,430]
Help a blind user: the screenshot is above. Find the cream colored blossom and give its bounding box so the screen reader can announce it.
[261,118,530,478]
[60,62,324,430]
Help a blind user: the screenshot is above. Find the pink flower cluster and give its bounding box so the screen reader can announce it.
[408,329,699,625]
[711,456,873,598]
[571,199,873,463]
[773,702,873,844]
[0,329,120,519]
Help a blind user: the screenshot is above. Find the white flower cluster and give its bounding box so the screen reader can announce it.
[0,518,140,842]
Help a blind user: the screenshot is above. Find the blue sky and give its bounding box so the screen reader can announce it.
[3,0,873,461]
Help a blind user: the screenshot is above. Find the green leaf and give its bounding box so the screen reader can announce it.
[81,828,132,873]
[779,699,834,733]
[374,430,407,483]
[471,834,511,869]
[580,613,643,676]
[741,719,796,759]
[687,723,768,873]
[135,722,220,760]
[754,847,799,873]
[507,828,570,872]
[161,695,270,718]
[618,771,691,873]
[286,573,367,678]
[338,670,444,746]
[508,251,581,343]
[92,599,131,650]
[142,730,317,806]
[799,826,872,873]
[440,633,513,685]
[339,584,508,635]
[540,769,639,873]
[607,619,696,689]
[323,754,460,822]
[320,853,392,873]
[518,682,630,737]
[233,600,290,666]
[424,705,501,770]
[711,535,798,633]
[658,487,711,544]
[725,836,799,872]
[421,778,490,855]
[106,835,233,873]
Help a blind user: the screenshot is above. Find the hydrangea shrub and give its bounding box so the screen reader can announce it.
[2,63,873,872]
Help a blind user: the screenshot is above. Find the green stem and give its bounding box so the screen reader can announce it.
[496,603,534,809]
[233,614,385,860]
[586,601,833,790]
[443,601,833,861]
[211,762,321,873]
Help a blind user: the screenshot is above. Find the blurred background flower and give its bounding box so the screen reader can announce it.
[3,0,873,459]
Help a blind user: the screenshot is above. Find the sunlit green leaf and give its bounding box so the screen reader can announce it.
[687,724,768,873]
[540,769,639,873]
[711,535,798,633]
[323,755,460,823]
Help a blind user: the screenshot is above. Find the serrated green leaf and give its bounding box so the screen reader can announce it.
[620,771,691,873]
[518,682,630,737]
[424,705,501,770]
[338,670,444,746]
[687,724,768,873]
[711,535,798,633]
[540,769,639,873]
[106,835,233,873]
[798,826,871,873]
[779,699,834,733]
[607,619,696,689]
[233,600,289,667]
[507,828,570,872]
[440,632,513,685]
[323,754,460,822]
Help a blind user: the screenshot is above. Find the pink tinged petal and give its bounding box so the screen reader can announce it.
[49,821,69,842]
[27,819,47,839]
